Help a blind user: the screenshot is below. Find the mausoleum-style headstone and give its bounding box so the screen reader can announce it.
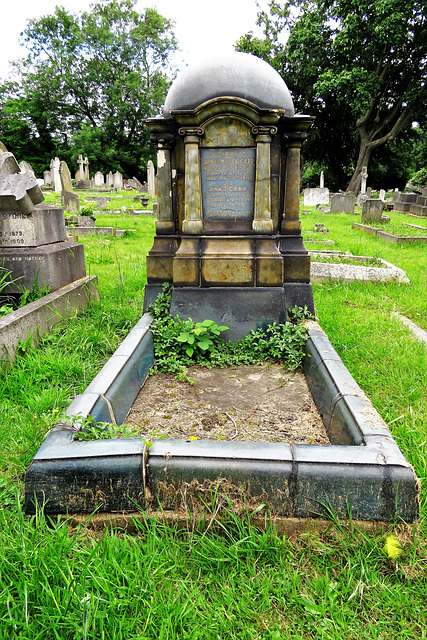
[0,149,86,293]
[144,52,315,335]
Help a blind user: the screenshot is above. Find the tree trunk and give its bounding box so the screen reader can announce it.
[347,140,373,193]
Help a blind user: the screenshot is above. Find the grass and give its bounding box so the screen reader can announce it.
[0,203,426,638]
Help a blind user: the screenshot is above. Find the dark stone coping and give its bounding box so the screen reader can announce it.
[25,314,419,522]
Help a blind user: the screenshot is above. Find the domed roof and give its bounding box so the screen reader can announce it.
[163,52,294,118]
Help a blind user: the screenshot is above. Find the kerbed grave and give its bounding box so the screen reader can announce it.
[25,53,419,523]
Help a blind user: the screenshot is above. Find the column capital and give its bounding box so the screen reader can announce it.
[178,127,205,142]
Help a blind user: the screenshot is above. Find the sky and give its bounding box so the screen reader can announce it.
[0,0,273,81]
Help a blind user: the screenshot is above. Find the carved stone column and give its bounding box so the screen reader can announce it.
[155,140,174,234]
[179,127,204,234]
[252,126,276,233]
[281,132,303,235]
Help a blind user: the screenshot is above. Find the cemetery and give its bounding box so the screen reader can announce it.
[1,5,427,633]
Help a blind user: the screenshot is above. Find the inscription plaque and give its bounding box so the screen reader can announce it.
[201,148,255,220]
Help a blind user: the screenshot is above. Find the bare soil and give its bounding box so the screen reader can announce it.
[126,363,330,445]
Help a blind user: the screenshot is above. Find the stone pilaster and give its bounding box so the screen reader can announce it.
[179,127,204,234]
[252,126,276,233]
[155,141,174,234]
[281,133,303,235]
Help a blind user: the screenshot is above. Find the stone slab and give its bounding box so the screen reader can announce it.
[0,205,66,247]
[0,275,98,365]
[303,187,329,207]
[0,241,86,293]
[330,194,356,214]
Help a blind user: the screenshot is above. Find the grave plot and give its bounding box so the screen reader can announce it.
[25,52,419,524]
[309,251,409,283]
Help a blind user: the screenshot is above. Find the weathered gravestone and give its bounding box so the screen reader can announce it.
[360,165,368,195]
[303,187,329,207]
[0,149,86,293]
[113,171,123,190]
[147,160,156,199]
[60,161,79,212]
[330,193,356,214]
[43,170,52,187]
[144,52,315,337]
[59,161,73,193]
[361,199,386,223]
[19,161,35,175]
[94,171,104,187]
[50,157,62,192]
[106,171,114,188]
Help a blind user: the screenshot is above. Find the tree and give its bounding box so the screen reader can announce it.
[0,0,177,178]
[236,0,427,191]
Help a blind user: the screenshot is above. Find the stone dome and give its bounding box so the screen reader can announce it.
[163,52,294,118]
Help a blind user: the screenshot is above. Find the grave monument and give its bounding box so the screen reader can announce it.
[143,53,315,336]
[0,149,87,294]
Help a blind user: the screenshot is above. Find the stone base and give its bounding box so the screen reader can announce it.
[0,241,86,293]
[143,283,314,341]
[0,206,66,248]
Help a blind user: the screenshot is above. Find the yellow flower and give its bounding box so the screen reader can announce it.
[382,535,402,560]
[189,436,197,441]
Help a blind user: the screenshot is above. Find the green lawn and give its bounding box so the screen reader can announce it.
[0,205,426,639]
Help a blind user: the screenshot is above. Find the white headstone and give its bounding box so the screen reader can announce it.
[43,170,52,186]
[106,171,114,187]
[147,160,156,198]
[320,171,324,189]
[361,166,368,195]
[379,189,386,201]
[303,187,330,207]
[113,171,123,190]
[94,171,104,187]
[50,157,62,192]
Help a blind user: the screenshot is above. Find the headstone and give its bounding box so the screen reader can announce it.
[303,187,329,207]
[379,189,386,201]
[94,171,104,187]
[113,171,123,190]
[361,166,368,194]
[61,191,80,212]
[330,193,356,214]
[75,169,82,182]
[147,160,156,198]
[43,170,52,186]
[59,161,73,193]
[320,171,324,189]
[19,161,35,175]
[0,148,86,293]
[132,176,144,192]
[361,199,386,223]
[96,196,109,208]
[83,157,90,181]
[106,171,114,187]
[144,51,315,332]
[50,157,62,192]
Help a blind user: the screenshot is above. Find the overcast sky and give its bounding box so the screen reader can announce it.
[0,0,273,81]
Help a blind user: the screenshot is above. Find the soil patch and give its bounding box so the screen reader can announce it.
[126,363,330,445]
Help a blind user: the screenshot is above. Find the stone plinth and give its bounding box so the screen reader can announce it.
[1,241,86,293]
[0,206,67,247]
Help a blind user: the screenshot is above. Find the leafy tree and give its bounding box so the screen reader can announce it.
[236,0,427,191]
[0,0,177,179]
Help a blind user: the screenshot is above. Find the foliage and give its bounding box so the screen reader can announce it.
[0,269,50,318]
[149,284,311,376]
[236,0,427,191]
[74,418,140,441]
[409,167,427,188]
[0,0,178,178]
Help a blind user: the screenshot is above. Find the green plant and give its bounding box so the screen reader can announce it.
[74,418,140,441]
[79,203,96,217]
[408,167,427,187]
[177,318,229,357]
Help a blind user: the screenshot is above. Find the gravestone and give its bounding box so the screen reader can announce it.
[303,187,329,207]
[0,149,86,293]
[360,165,368,194]
[379,189,386,201]
[144,52,315,335]
[132,176,144,192]
[43,170,52,186]
[330,193,356,214]
[94,171,104,187]
[50,157,62,192]
[59,161,73,192]
[62,191,79,212]
[147,160,156,198]
[361,199,386,223]
[320,171,324,188]
[106,171,114,188]
[19,161,35,175]
[113,171,123,190]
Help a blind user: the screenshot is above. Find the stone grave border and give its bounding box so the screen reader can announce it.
[352,223,427,244]
[25,313,419,523]
[309,251,409,284]
[0,275,98,366]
